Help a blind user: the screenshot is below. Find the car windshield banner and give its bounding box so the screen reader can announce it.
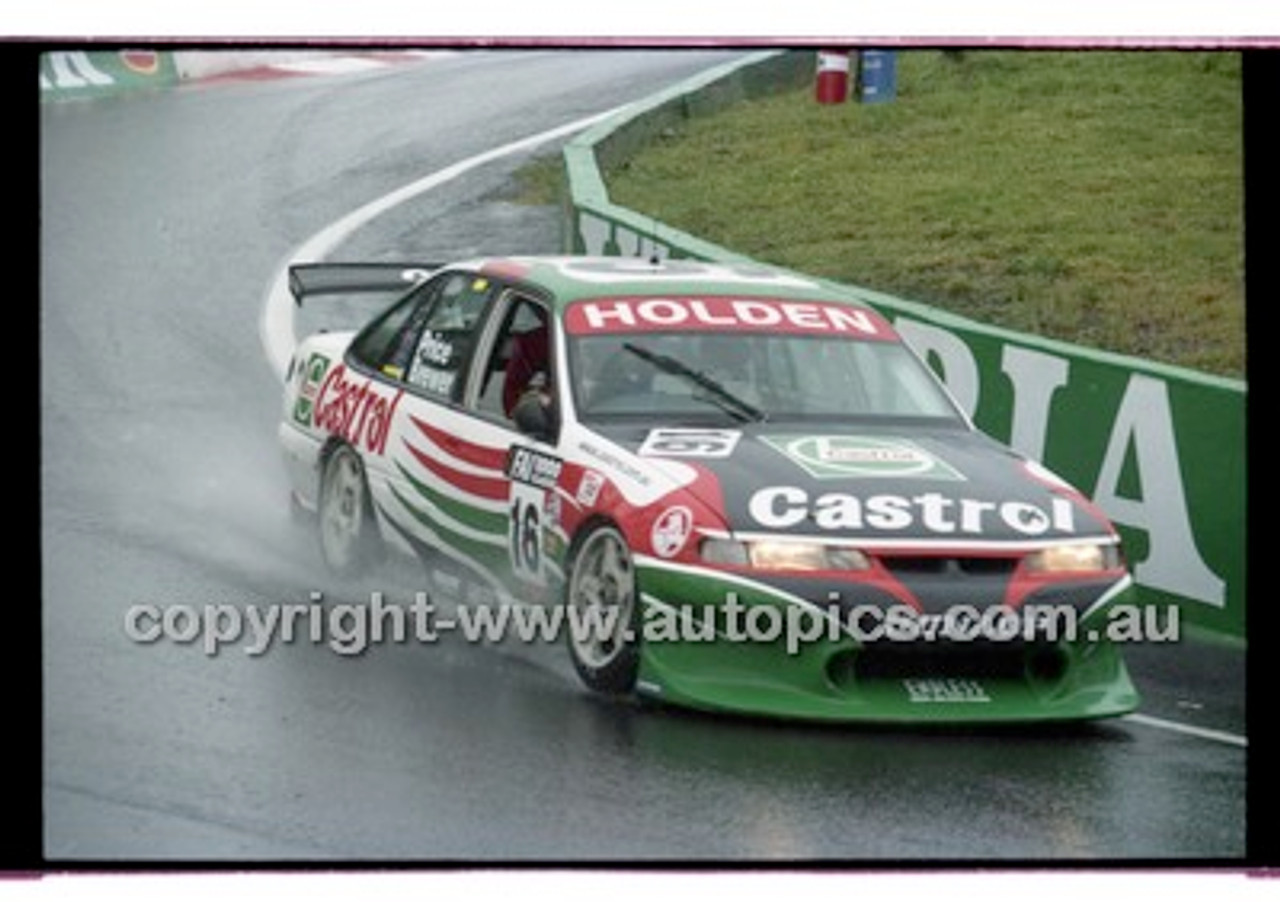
[564,295,895,339]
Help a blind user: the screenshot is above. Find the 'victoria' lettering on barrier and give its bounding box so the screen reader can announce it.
[898,321,1226,607]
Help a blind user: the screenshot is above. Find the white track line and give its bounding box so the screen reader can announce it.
[260,104,629,379]
[1122,712,1247,748]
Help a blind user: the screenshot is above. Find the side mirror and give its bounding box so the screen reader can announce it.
[512,392,558,443]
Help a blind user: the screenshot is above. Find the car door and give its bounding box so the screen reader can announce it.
[444,287,562,600]
[340,269,501,565]
[346,272,556,604]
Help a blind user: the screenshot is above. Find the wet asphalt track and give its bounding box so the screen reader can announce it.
[40,49,1249,862]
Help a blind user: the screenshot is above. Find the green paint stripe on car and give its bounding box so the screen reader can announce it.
[388,484,510,576]
[395,460,509,537]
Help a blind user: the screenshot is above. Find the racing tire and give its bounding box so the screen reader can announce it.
[317,443,379,579]
[564,523,640,695]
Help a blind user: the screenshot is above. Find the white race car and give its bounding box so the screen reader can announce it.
[279,255,1139,722]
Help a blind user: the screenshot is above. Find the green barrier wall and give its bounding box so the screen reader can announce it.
[40,50,178,100]
[562,50,1247,642]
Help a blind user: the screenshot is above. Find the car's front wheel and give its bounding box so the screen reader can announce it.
[565,523,640,695]
[317,443,378,578]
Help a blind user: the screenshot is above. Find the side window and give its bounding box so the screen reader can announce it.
[401,273,496,400]
[347,285,433,374]
[473,295,553,421]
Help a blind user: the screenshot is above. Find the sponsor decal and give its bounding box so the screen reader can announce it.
[292,352,332,426]
[651,506,694,559]
[576,470,605,507]
[762,435,964,481]
[506,446,564,490]
[506,446,564,587]
[119,50,160,75]
[575,436,699,509]
[747,486,1076,536]
[904,679,991,703]
[313,363,404,456]
[565,296,892,339]
[638,428,741,459]
[577,439,652,487]
[545,490,562,520]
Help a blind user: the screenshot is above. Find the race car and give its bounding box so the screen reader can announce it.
[278,255,1140,722]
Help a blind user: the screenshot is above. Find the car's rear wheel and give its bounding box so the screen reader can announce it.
[318,443,378,578]
[565,523,640,695]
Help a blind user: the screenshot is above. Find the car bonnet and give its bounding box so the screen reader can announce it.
[604,423,1115,547]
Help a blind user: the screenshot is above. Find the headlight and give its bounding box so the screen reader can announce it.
[701,538,870,571]
[1023,542,1121,574]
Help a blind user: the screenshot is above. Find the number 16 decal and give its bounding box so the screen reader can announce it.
[509,483,545,585]
[505,446,563,587]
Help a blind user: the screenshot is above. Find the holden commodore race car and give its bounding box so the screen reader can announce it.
[278,255,1140,722]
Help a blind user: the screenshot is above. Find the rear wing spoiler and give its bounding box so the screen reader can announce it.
[288,262,443,306]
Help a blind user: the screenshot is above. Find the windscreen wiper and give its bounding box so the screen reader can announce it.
[622,342,768,424]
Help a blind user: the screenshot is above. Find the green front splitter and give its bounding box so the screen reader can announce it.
[633,565,1141,724]
[637,637,1139,724]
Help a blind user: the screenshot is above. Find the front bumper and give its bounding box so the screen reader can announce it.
[633,559,1140,723]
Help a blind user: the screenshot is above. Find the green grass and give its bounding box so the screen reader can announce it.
[504,151,566,206]
[604,51,1244,378]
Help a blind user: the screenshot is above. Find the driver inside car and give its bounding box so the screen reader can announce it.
[502,306,552,420]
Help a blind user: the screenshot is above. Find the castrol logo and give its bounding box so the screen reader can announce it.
[312,364,403,456]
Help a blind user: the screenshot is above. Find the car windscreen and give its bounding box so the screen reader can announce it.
[567,330,965,425]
